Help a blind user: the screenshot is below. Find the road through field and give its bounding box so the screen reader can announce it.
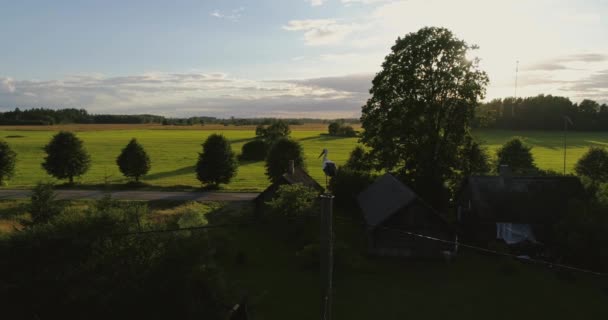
[0,189,258,202]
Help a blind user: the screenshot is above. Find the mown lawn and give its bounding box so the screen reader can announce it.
[0,126,606,190]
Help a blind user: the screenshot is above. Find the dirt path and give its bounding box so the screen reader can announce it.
[0,189,258,202]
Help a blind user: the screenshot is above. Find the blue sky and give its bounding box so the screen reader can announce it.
[1,0,607,117]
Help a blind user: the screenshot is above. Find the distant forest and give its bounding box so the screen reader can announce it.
[0,107,350,126]
[475,95,608,131]
[2,94,607,130]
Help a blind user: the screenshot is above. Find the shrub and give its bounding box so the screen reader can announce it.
[575,147,608,183]
[239,139,269,161]
[327,121,357,137]
[255,119,291,143]
[116,138,151,182]
[495,138,536,174]
[196,134,238,186]
[42,131,91,184]
[266,184,318,218]
[265,138,305,183]
[27,182,63,226]
[0,140,17,185]
[328,168,377,211]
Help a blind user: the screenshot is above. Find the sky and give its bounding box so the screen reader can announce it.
[0,0,607,118]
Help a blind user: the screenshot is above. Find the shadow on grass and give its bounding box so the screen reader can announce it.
[143,166,196,181]
[298,133,358,142]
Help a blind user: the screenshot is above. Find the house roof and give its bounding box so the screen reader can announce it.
[462,175,585,224]
[255,167,324,201]
[357,173,417,227]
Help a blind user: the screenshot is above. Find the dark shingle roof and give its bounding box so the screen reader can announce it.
[255,167,323,201]
[357,173,417,227]
[464,175,585,223]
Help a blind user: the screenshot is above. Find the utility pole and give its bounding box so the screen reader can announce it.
[320,193,334,320]
[563,116,573,174]
[513,60,519,117]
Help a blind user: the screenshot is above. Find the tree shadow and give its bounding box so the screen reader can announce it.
[230,137,256,144]
[143,166,196,181]
[298,133,358,142]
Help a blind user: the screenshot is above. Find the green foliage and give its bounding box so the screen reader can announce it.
[27,182,63,226]
[116,138,151,182]
[0,206,232,319]
[42,131,91,183]
[327,121,357,137]
[0,140,17,185]
[266,184,318,218]
[177,203,209,228]
[255,119,291,143]
[496,138,537,174]
[239,139,269,161]
[196,134,238,186]
[575,147,608,183]
[343,146,373,172]
[328,168,377,211]
[265,138,305,183]
[458,136,491,177]
[360,27,488,205]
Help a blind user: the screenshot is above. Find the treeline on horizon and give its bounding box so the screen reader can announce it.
[475,95,608,131]
[0,107,355,126]
[2,93,607,130]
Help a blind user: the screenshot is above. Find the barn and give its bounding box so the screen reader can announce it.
[456,166,586,248]
[254,160,324,216]
[357,174,455,257]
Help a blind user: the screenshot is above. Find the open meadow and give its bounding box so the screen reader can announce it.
[0,124,607,190]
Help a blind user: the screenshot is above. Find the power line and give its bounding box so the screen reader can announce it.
[378,226,608,277]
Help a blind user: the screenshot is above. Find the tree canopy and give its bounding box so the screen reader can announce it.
[42,131,91,183]
[495,138,537,174]
[0,141,16,185]
[116,138,151,182]
[195,134,238,186]
[575,147,608,183]
[360,27,488,204]
[255,119,291,143]
[265,138,305,183]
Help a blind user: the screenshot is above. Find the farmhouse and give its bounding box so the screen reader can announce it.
[456,166,586,247]
[357,173,455,257]
[254,160,324,215]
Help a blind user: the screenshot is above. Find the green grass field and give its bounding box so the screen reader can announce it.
[0,126,606,190]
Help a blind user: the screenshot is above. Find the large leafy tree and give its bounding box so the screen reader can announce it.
[575,147,608,183]
[255,119,291,143]
[0,140,17,185]
[265,138,305,183]
[42,131,91,184]
[196,134,238,186]
[360,27,488,203]
[116,138,151,182]
[495,138,537,174]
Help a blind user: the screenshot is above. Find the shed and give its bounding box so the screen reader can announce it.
[456,169,585,246]
[357,174,455,257]
[254,161,324,216]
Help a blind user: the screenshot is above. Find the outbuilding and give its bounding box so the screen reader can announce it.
[357,173,455,257]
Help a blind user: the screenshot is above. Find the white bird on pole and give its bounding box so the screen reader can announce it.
[318,148,337,178]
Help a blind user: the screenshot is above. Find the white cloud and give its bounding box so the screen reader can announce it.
[283,19,364,46]
[210,7,244,22]
[309,0,325,6]
[0,77,16,93]
[0,72,370,118]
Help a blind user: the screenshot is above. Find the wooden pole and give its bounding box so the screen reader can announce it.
[320,193,334,320]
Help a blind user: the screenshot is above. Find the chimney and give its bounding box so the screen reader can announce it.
[288,160,295,175]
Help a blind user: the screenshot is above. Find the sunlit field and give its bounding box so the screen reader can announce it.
[0,125,606,190]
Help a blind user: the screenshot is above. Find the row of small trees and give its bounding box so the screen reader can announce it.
[0,128,307,187]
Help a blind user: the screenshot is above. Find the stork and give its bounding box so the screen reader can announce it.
[318,148,337,188]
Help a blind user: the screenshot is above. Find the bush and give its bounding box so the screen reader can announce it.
[328,168,377,211]
[255,119,291,143]
[239,139,269,161]
[27,182,63,226]
[196,134,238,186]
[42,131,91,184]
[0,140,16,185]
[495,138,537,174]
[265,138,305,183]
[266,184,318,218]
[575,147,608,183]
[116,138,151,182]
[327,121,357,137]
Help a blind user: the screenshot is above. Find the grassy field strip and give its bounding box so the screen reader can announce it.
[0,128,606,190]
